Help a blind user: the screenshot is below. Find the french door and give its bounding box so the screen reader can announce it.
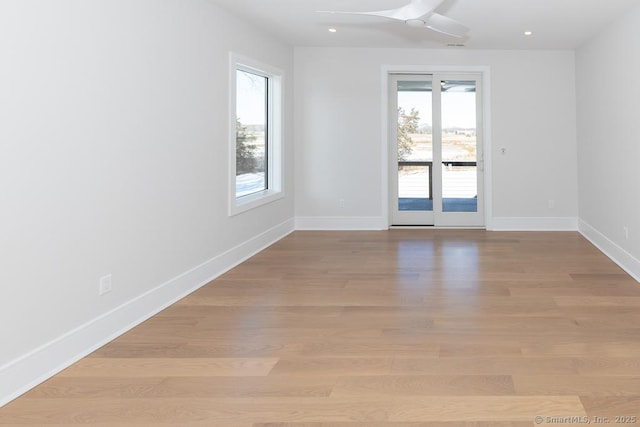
[389,73,484,227]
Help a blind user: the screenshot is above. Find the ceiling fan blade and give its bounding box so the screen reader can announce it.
[424,13,469,38]
[391,0,444,21]
[316,9,405,20]
[317,0,444,22]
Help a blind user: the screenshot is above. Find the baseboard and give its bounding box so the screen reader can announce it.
[579,219,640,283]
[295,216,579,232]
[0,218,295,408]
[491,217,578,231]
[295,216,387,230]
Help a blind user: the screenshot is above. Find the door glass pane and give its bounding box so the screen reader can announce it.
[441,80,477,213]
[397,80,433,211]
[236,69,268,198]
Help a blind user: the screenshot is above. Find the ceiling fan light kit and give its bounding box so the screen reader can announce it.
[317,0,469,38]
[405,19,427,27]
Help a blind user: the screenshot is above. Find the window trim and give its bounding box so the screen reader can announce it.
[229,53,283,216]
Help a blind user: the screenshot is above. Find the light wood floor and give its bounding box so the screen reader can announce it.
[2,230,640,426]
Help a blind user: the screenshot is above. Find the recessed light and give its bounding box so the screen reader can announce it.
[328,28,337,33]
[524,31,533,36]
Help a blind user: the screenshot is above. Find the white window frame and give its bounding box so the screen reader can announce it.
[229,53,283,216]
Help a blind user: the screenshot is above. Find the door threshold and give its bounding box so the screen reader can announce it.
[390,225,486,230]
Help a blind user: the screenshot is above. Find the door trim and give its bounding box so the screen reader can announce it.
[380,65,493,229]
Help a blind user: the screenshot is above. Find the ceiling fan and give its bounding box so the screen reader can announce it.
[317,0,469,38]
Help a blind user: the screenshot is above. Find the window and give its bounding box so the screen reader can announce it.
[229,54,283,215]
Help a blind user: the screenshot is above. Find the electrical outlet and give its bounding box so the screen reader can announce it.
[339,199,345,208]
[99,274,112,296]
[624,226,629,240]
[548,200,555,209]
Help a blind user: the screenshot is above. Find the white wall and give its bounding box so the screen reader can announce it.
[576,3,640,279]
[294,47,578,230]
[0,0,293,403]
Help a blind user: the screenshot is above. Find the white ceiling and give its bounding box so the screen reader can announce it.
[207,0,639,49]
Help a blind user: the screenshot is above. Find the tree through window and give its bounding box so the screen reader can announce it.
[235,69,267,198]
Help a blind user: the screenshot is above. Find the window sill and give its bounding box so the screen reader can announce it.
[229,189,284,216]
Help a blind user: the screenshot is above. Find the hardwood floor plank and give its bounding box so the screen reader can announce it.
[521,338,640,357]
[513,375,640,396]
[89,342,305,358]
[298,342,441,358]
[175,293,428,307]
[508,282,640,297]
[116,327,384,344]
[573,357,640,375]
[57,358,278,377]
[24,376,334,399]
[0,424,252,427]
[386,396,585,421]
[269,358,393,376]
[252,423,534,427]
[431,316,580,334]
[571,313,640,330]
[156,306,346,324]
[391,357,578,375]
[0,397,584,424]
[580,396,640,421]
[570,273,635,282]
[439,341,523,357]
[554,296,640,307]
[21,377,164,399]
[330,375,516,396]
